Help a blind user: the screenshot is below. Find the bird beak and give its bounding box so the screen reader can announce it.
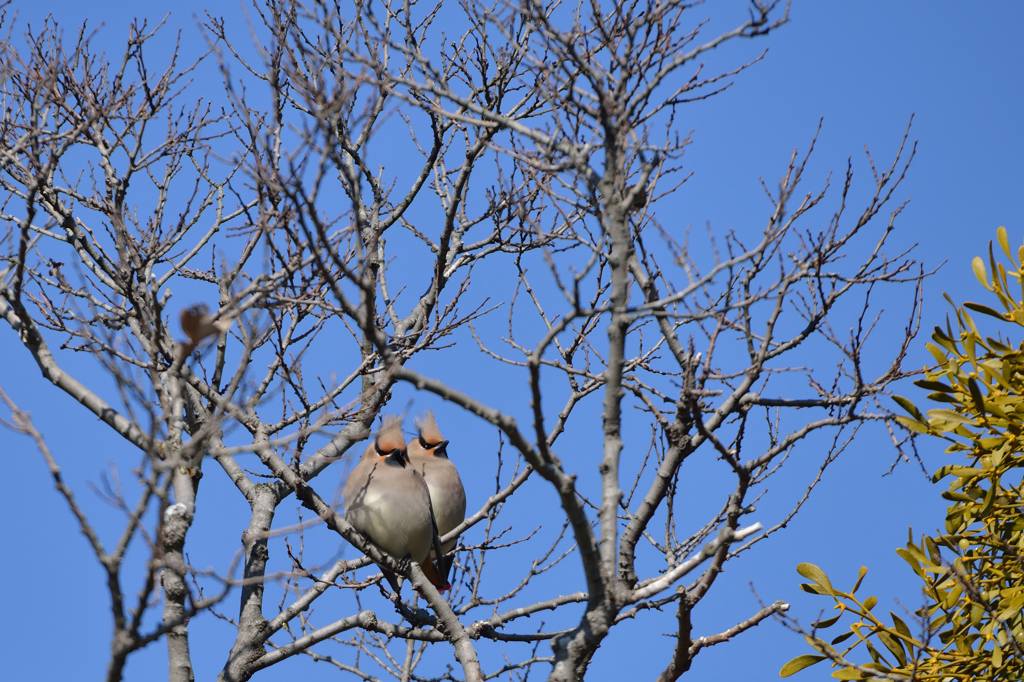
[433,440,450,457]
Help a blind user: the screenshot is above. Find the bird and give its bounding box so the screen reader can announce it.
[341,415,446,593]
[176,304,232,362]
[407,410,466,587]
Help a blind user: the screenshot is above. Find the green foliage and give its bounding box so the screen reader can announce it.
[781,227,1024,680]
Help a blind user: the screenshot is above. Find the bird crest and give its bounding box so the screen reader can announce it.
[375,415,407,456]
[415,410,445,446]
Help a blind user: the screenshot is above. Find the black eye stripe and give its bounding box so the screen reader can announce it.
[375,442,407,465]
[419,436,446,452]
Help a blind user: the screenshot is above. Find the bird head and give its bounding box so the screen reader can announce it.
[414,410,449,458]
[373,415,408,467]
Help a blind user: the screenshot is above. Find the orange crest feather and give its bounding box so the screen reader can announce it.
[415,410,444,445]
[375,415,407,453]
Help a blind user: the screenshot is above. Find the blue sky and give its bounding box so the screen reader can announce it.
[1,2,1022,681]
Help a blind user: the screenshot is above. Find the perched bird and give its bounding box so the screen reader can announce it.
[407,411,466,586]
[176,304,232,362]
[342,415,446,592]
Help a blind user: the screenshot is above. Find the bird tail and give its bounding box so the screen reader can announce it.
[419,556,451,593]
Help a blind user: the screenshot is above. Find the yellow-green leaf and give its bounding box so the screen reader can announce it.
[893,395,926,421]
[799,582,833,596]
[896,416,931,434]
[932,465,985,483]
[997,225,1011,259]
[779,654,827,677]
[831,631,855,645]
[797,563,834,594]
[967,377,985,411]
[926,342,950,365]
[964,301,1007,320]
[851,566,868,594]
[979,482,997,517]
[973,256,991,289]
[877,631,906,666]
[813,614,842,629]
[913,380,955,392]
[925,409,974,426]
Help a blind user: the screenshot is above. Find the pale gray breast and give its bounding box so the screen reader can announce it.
[344,462,434,562]
[421,458,466,552]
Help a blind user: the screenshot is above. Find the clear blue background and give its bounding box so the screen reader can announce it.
[2,2,1022,680]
